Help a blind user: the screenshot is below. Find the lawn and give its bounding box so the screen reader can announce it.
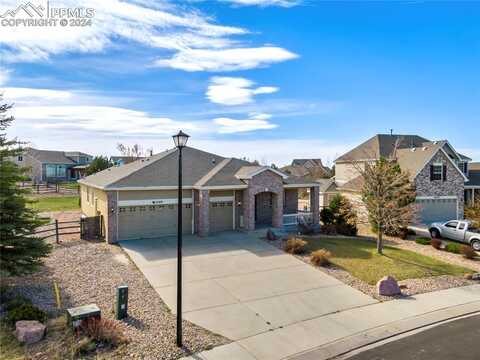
[28,196,80,212]
[304,237,472,285]
[0,324,24,360]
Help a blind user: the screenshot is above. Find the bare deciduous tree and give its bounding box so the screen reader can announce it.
[116,143,149,158]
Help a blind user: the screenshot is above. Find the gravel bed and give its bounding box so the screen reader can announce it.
[5,239,229,359]
[265,236,476,302]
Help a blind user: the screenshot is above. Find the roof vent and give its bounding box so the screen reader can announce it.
[212,158,216,164]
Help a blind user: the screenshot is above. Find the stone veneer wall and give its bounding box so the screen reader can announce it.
[284,188,298,214]
[243,171,284,230]
[415,151,465,218]
[198,189,210,237]
[106,191,118,244]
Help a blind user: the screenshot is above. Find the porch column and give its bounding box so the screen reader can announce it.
[272,190,284,228]
[243,189,255,231]
[310,186,320,225]
[198,189,210,237]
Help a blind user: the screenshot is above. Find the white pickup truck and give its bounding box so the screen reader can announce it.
[429,220,480,251]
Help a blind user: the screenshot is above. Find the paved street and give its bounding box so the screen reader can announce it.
[347,314,480,360]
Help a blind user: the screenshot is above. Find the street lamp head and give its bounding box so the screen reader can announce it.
[172,130,190,149]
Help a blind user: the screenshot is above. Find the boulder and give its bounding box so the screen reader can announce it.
[15,320,46,344]
[377,276,401,296]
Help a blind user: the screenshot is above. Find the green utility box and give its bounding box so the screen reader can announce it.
[116,285,128,320]
[66,304,101,328]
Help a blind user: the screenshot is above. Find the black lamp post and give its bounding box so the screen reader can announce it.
[172,130,189,348]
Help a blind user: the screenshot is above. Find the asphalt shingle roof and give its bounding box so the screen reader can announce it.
[27,148,76,164]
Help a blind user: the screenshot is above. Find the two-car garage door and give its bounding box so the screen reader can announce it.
[416,197,457,224]
[118,204,192,240]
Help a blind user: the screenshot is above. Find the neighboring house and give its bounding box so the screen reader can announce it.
[14,148,93,183]
[329,134,473,224]
[79,146,319,243]
[465,162,480,205]
[282,159,332,179]
[110,156,144,166]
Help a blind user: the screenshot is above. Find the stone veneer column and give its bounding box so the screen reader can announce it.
[310,186,320,225]
[106,191,118,244]
[198,189,210,237]
[272,190,284,228]
[243,188,255,231]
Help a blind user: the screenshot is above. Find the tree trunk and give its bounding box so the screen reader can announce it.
[377,226,383,254]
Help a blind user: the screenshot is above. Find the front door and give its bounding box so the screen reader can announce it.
[255,192,273,226]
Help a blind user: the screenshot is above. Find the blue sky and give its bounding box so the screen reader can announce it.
[1,0,479,165]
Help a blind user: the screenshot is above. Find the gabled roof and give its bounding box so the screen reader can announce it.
[110,156,144,164]
[395,141,446,179]
[80,147,227,189]
[336,134,430,162]
[27,148,76,164]
[291,159,324,167]
[337,176,364,192]
[80,146,315,190]
[235,166,288,180]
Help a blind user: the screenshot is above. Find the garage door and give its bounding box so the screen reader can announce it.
[209,201,233,233]
[416,198,457,224]
[118,204,192,240]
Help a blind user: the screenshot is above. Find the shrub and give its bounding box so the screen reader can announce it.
[310,249,331,266]
[336,223,357,236]
[80,318,128,347]
[415,237,431,245]
[320,224,337,235]
[460,245,477,259]
[320,207,335,225]
[284,238,307,254]
[445,243,462,254]
[5,303,47,325]
[431,238,442,250]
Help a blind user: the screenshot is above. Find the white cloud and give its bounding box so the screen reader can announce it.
[0,68,10,86]
[3,87,72,102]
[206,76,278,105]
[220,0,301,7]
[154,46,298,72]
[0,0,297,72]
[213,112,277,133]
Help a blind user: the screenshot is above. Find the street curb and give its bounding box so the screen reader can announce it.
[288,301,480,360]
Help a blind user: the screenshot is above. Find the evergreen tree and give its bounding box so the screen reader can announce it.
[0,97,51,276]
[86,156,112,175]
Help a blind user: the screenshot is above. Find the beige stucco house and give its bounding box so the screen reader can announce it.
[79,146,319,243]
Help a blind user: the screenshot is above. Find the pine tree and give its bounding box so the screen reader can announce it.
[0,96,51,276]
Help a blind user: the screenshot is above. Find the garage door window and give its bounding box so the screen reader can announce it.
[119,207,126,213]
[129,207,136,212]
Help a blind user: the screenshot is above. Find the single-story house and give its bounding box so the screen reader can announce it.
[326,134,474,224]
[14,148,93,183]
[79,146,319,243]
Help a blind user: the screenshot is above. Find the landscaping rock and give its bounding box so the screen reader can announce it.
[15,320,46,344]
[472,273,480,281]
[377,276,401,296]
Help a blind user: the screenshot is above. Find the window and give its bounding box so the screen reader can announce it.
[119,207,126,213]
[17,155,23,161]
[46,164,56,177]
[458,222,466,230]
[445,221,458,228]
[129,207,136,212]
[430,164,443,181]
[57,165,66,177]
[139,206,146,211]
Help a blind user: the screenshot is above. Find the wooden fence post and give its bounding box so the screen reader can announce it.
[55,219,59,244]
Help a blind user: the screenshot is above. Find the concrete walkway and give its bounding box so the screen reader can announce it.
[183,285,480,360]
[120,232,376,341]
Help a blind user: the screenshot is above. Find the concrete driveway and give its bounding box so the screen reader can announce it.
[120,232,377,341]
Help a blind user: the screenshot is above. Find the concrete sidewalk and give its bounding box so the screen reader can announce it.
[183,285,480,360]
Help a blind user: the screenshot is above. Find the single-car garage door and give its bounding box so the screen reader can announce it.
[209,201,233,233]
[118,204,192,240]
[416,197,457,224]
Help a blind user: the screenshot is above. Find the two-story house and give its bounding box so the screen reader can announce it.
[327,134,476,224]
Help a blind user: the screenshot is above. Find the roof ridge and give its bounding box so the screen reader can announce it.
[194,158,232,187]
